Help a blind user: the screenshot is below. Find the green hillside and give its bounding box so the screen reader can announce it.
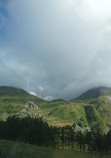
[0,86,111,134]
[0,86,30,97]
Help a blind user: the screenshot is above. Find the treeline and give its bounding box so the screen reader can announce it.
[0,116,111,154]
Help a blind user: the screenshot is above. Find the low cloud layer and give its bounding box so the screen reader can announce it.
[0,0,111,100]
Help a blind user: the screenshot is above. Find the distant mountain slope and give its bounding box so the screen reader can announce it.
[75,87,111,100]
[0,86,45,120]
[0,86,29,97]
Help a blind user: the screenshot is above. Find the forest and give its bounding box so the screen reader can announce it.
[0,116,110,154]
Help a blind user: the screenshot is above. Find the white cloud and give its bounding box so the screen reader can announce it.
[29,91,37,96]
[44,96,54,101]
[38,87,43,92]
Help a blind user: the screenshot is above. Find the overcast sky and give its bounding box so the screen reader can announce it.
[0,0,111,100]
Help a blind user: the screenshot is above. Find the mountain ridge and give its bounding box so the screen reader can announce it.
[0,86,29,97]
[0,86,111,133]
[75,87,111,100]
[1,86,111,101]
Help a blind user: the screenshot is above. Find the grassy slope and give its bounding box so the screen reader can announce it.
[0,86,29,97]
[0,87,111,133]
[0,95,109,133]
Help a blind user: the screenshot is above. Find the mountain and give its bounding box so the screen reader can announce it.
[0,86,111,134]
[0,86,30,97]
[75,87,111,100]
[0,86,45,120]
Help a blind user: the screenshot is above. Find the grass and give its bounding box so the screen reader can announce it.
[0,95,110,132]
[0,86,111,132]
[0,139,110,158]
[0,139,51,158]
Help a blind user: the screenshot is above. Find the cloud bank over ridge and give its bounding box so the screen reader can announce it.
[0,0,111,100]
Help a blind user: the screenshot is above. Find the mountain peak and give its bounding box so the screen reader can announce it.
[0,86,29,97]
[75,87,111,100]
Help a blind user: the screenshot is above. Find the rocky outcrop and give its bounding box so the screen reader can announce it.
[25,101,39,109]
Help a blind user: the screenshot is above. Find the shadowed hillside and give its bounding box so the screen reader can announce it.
[0,86,30,97]
[75,87,111,100]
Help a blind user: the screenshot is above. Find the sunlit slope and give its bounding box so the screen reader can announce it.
[0,86,45,120]
[0,86,111,133]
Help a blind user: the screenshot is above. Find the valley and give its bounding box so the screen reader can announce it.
[0,86,111,134]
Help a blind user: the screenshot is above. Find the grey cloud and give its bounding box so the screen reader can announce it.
[0,0,111,100]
